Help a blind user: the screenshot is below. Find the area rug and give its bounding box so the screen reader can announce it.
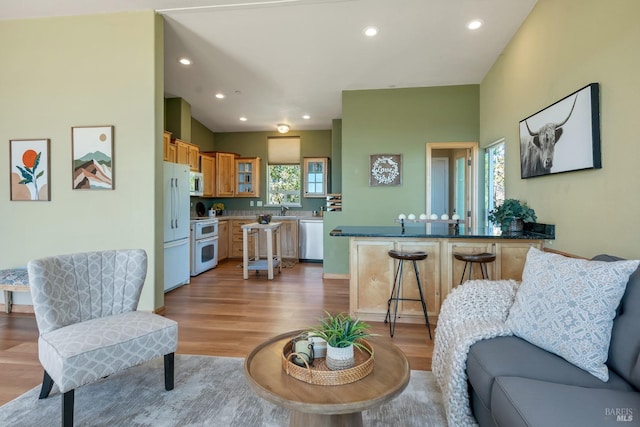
[0,355,446,426]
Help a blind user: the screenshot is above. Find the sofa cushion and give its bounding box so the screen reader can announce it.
[593,254,640,390]
[505,247,639,381]
[467,336,634,412]
[491,376,640,427]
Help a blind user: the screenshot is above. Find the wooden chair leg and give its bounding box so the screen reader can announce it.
[164,353,175,391]
[62,389,74,427]
[39,370,55,399]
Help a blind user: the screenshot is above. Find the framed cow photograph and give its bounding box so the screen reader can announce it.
[519,83,601,179]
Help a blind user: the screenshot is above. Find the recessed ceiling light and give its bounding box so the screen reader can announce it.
[178,57,192,65]
[302,115,311,120]
[239,117,247,122]
[363,26,379,37]
[215,93,225,99]
[467,19,484,30]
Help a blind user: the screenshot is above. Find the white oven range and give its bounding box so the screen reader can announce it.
[190,217,219,276]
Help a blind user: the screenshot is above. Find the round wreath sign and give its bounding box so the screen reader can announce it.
[370,154,401,186]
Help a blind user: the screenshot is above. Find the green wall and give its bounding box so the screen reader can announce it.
[480,0,640,259]
[209,130,332,213]
[0,12,163,311]
[191,118,215,151]
[325,85,480,275]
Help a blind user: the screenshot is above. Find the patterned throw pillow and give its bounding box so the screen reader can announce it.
[506,247,639,381]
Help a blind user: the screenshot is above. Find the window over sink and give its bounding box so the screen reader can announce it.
[267,137,301,206]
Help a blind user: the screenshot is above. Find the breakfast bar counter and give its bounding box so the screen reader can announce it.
[330,223,554,325]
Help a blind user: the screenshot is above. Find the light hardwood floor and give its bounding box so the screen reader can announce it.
[0,260,434,405]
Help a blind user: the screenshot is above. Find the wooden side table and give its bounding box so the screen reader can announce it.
[241,222,282,280]
[244,330,410,426]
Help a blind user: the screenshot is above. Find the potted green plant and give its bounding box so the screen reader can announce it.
[488,198,537,233]
[212,202,224,216]
[309,312,374,371]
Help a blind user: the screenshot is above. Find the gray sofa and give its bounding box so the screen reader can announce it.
[467,255,640,427]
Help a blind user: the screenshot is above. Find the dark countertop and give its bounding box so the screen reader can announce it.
[329,222,555,240]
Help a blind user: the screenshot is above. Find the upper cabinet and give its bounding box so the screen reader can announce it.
[235,157,261,198]
[215,152,237,197]
[173,138,200,171]
[303,157,329,198]
[163,131,176,162]
[200,154,216,197]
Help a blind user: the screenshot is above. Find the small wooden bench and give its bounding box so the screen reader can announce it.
[0,268,30,313]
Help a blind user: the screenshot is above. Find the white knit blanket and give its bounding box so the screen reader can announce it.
[432,280,519,427]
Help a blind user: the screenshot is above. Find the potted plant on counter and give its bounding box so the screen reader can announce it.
[309,312,374,371]
[212,202,224,216]
[488,198,537,233]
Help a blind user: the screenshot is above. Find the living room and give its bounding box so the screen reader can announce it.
[1,0,639,425]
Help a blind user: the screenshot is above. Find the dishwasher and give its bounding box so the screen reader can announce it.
[299,219,323,262]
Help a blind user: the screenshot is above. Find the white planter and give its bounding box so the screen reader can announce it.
[326,343,354,370]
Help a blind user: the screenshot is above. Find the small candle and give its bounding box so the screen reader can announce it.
[294,340,311,365]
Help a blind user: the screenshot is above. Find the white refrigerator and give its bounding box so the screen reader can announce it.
[164,162,191,292]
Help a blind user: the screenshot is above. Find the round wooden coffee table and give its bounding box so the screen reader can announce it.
[244,330,410,426]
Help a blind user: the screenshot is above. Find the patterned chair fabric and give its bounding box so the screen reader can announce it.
[27,249,178,427]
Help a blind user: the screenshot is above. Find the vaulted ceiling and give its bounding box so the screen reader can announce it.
[1,0,537,132]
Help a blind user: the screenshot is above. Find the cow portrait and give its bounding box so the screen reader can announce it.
[519,83,601,179]
[520,95,577,178]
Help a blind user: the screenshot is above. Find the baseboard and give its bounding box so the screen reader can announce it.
[154,306,167,315]
[322,273,350,280]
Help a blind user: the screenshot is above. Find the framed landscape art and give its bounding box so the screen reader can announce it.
[9,138,51,201]
[519,83,601,179]
[72,125,114,190]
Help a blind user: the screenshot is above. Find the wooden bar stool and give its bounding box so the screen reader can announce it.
[384,250,432,339]
[453,252,496,285]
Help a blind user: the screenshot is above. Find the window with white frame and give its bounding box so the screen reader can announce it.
[267,137,301,206]
[485,139,505,229]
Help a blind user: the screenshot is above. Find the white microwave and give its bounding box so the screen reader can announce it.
[189,172,204,196]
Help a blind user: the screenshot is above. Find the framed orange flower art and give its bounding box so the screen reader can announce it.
[9,139,51,201]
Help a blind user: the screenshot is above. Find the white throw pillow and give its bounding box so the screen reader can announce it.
[506,247,639,381]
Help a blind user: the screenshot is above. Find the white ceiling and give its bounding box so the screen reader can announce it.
[1,0,537,132]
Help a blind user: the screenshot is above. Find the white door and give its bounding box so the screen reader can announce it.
[431,157,449,217]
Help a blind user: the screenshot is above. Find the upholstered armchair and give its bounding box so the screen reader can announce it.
[27,249,178,427]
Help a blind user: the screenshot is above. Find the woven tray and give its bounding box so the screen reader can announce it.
[281,339,374,386]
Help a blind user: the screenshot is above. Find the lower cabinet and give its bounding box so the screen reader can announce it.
[258,220,298,261]
[230,219,256,259]
[229,218,299,261]
[217,220,229,262]
[349,237,543,324]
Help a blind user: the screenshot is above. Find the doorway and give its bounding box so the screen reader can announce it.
[426,142,478,229]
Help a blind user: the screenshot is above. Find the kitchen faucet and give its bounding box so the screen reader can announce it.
[280,205,289,216]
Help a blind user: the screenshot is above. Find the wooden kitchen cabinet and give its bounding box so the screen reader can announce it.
[163,131,176,162]
[188,145,200,171]
[217,219,229,262]
[349,239,440,322]
[230,219,256,258]
[200,154,216,197]
[494,241,543,282]
[235,157,261,197]
[216,152,237,197]
[349,237,544,324]
[303,157,329,198]
[173,139,199,171]
[174,139,189,165]
[259,219,298,261]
